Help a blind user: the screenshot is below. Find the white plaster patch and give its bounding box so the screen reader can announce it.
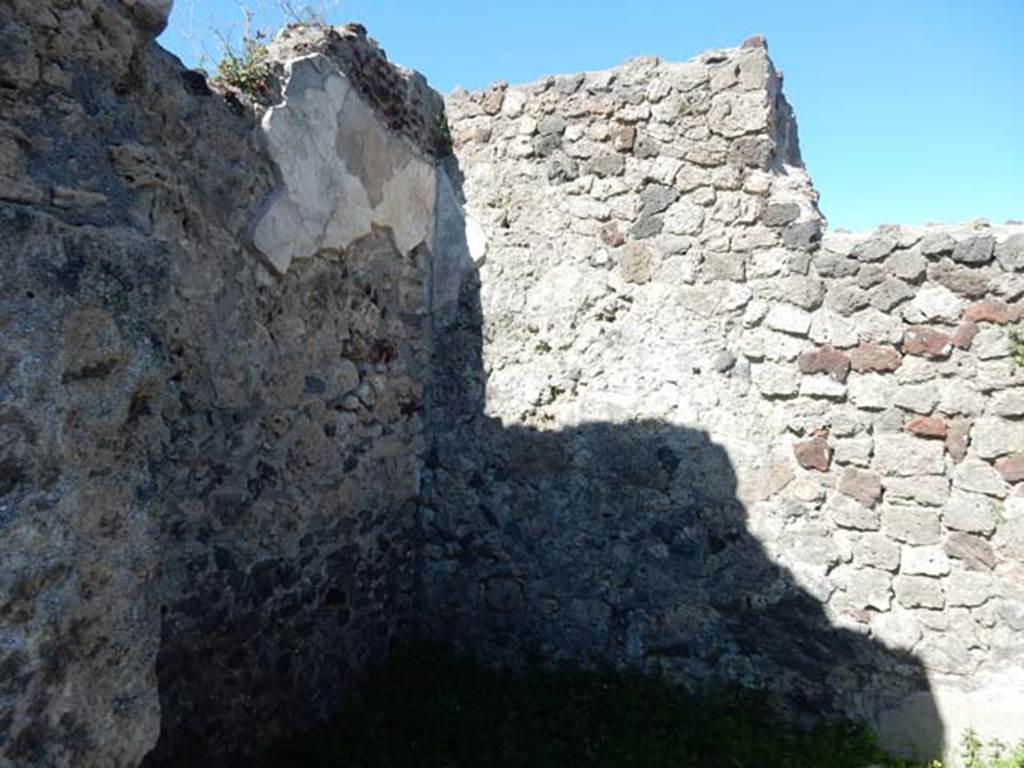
[254,55,437,273]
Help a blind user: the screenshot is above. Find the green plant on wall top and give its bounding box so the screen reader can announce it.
[211,7,271,96]
[208,2,341,97]
[214,32,271,96]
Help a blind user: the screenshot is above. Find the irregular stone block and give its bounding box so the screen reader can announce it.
[944,532,997,570]
[894,575,945,609]
[953,458,1009,498]
[838,468,882,508]
[874,434,946,476]
[763,201,800,227]
[885,249,927,282]
[901,545,951,577]
[855,533,901,572]
[990,389,1024,417]
[870,610,922,650]
[903,326,952,359]
[919,232,955,257]
[972,416,1024,459]
[994,517,1024,561]
[893,383,940,415]
[904,415,947,438]
[619,242,653,284]
[870,277,914,312]
[842,566,893,611]
[927,257,993,298]
[825,284,870,316]
[951,235,995,265]
[952,320,979,350]
[883,476,950,507]
[945,418,972,463]
[995,233,1024,271]
[799,375,848,399]
[798,345,851,382]
[852,235,896,262]
[832,434,874,466]
[752,363,800,397]
[882,505,941,545]
[849,343,902,373]
[945,571,994,607]
[848,373,896,410]
[964,298,1021,325]
[903,285,964,323]
[915,633,972,674]
[765,303,812,336]
[794,436,830,471]
[996,453,1024,483]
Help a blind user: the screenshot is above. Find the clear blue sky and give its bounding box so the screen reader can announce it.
[159,0,1023,232]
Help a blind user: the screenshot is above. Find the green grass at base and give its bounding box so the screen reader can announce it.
[267,643,932,768]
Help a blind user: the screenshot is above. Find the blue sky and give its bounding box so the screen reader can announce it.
[159,1,1023,232]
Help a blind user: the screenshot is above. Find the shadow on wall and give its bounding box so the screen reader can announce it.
[424,158,946,761]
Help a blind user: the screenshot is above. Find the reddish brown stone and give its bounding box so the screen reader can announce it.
[838,467,882,507]
[963,298,1022,325]
[953,320,979,350]
[849,343,902,373]
[996,453,1024,483]
[798,345,851,383]
[794,437,830,472]
[905,415,948,439]
[742,34,768,49]
[903,326,952,358]
[600,222,625,247]
[945,418,972,463]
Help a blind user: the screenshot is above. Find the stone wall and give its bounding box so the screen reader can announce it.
[0,4,458,766]
[433,39,1024,759]
[2,2,1022,765]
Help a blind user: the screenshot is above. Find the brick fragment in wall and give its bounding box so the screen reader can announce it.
[838,467,882,507]
[964,298,1021,324]
[903,326,953,358]
[905,415,948,439]
[794,436,831,471]
[849,343,902,372]
[995,453,1024,483]
[798,345,850,382]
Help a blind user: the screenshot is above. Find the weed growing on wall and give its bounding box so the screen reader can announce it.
[205,2,341,96]
[214,35,271,95]
[1009,327,1024,368]
[961,729,1024,768]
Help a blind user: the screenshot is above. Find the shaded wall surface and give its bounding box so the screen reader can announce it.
[1,4,449,767]
[0,3,1021,767]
